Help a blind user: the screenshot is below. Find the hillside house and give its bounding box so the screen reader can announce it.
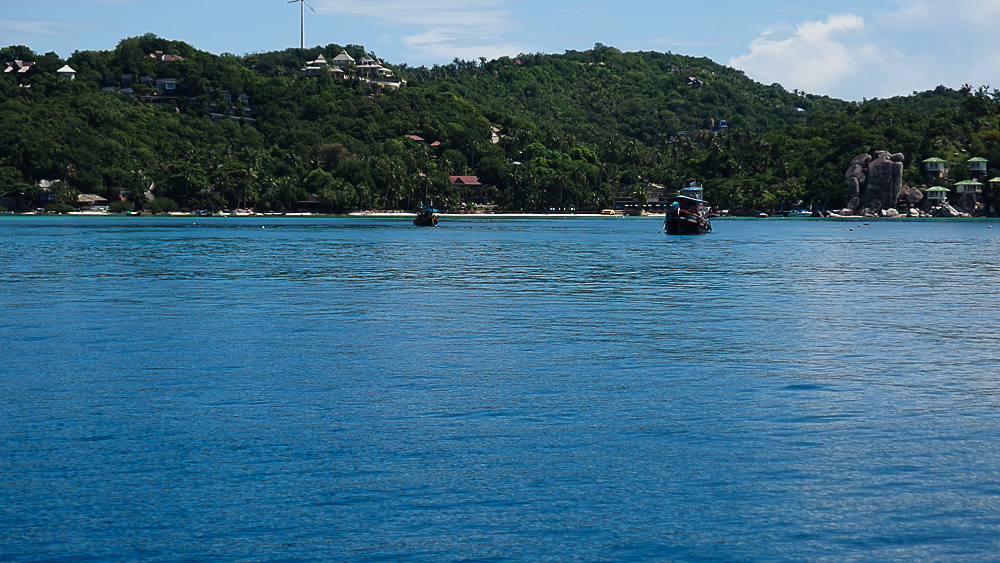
[357,55,393,79]
[155,78,178,91]
[923,157,946,178]
[301,54,345,77]
[955,180,983,194]
[56,65,76,80]
[922,186,949,204]
[4,60,35,79]
[331,51,355,71]
[968,157,988,177]
[149,51,184,63]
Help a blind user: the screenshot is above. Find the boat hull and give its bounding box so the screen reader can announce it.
[664,214,711,235]
[413,210,439,226]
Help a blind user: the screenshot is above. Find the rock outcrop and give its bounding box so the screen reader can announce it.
[935,203,967,217]
[842,150,906,215]
[900,186,924,207]
[838,196,860,216]
[956,192,983,216]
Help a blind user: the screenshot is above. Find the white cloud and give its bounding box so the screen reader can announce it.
[312,0,523,61]
[732,2,1000,100]
[314,0,511,29]
[729,14,877,97]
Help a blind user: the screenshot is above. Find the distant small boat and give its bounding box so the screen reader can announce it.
[782,209,813,218]
[413,208,439,227]
[664,187,711,235]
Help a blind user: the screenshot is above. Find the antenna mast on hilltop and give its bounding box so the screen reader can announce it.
[287,0,316,49]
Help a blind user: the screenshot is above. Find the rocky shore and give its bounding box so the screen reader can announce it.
[830,150,984,218]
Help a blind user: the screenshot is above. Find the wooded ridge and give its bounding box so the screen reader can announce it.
[2,35,997,214]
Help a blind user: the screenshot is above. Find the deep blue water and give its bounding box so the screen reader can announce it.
[2,215,1000,562]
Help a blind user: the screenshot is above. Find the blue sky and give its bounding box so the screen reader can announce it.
[2,0,997,101]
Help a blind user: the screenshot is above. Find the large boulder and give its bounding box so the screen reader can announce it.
[839,196,861,216]
[845,163,866,182]
[883,207,900,218]
[901,185,924,207]
[869,200,883,216]
[956,192,982,216]
[892,161,903,202]
[850,153,873,168]
[845,177,861,200]
[865,156,900,209]
[937,203,965,217]
[843,151,904,211]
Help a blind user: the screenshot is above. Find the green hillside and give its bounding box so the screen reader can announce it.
[2,35,998,213]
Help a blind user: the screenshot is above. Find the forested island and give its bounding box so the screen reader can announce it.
[2,34,999,215]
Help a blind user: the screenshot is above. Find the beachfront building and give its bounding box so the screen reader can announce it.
[923,157,946,178]
[968,157,988,177]
[955,180,983,194]
[450,175,494,205]
[922,186,949,204]
[77,194,109,211]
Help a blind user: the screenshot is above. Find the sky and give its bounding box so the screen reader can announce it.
[2,0,998,101]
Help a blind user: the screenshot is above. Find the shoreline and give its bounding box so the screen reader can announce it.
[3,211,997,221]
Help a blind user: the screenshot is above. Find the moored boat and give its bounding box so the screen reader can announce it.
[782,209,813,218]
[663,186,712,235]
[413,207,439,227]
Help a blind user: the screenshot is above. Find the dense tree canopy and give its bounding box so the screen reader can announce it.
[2,36,998,213]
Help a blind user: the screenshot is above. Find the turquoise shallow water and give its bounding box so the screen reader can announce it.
[2,216,1000,562]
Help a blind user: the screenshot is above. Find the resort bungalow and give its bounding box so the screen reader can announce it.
[923,157,946,178]
[450,175,493,204]
[301,54,338,77]
[4,60,35,82]
[155,78,178,91]
[330,51,355,71]
[968,157,988,177]
[955,180,983,195]
[922,186,949,204]
[56,65,76,80]
[76,194,108,211]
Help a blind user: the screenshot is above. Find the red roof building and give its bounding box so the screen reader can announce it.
[449,176,483,187]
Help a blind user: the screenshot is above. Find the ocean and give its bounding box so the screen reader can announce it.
[2,215,1000,562]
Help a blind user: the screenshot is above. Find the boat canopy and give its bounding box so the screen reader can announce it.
[669,195,707,205]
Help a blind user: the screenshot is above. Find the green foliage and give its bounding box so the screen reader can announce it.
[3,36,998,213]
[44,202,74,213]
[145,197,178,213]
[109,200,134,213]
